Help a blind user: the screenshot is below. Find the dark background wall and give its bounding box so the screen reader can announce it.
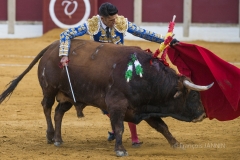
[0,0,238,24]
[98,0,134,22]
[192,0,238,23]
[142,0,183,23]
[0,0,43,21]
[0,0,8,20]
[16,0,43,21]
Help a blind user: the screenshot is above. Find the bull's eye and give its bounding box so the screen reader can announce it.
[191,92,198,99]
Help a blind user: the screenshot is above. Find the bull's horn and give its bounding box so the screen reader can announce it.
[183,80,214,91]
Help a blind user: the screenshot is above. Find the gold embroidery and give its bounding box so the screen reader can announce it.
[100,27,107,36]
[111,29,116,37]
[78,26,83,32]
[112,36,120,44]
[128,22,133,28]
[82,25,86,30]
[70,31,74,35]
[114,15,128,33]
[87,16,99,35]
[130,25,135,30]
[73,29,77,34]
[59,42,69,56]
[99,36,110,43]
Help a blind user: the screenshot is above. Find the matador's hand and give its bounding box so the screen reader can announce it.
[60,56,69,66]
[170,38,180,46]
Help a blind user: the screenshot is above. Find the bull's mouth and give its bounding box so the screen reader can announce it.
[192,113,206,123]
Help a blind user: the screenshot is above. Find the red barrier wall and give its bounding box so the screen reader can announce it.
[16,0,42,21]
[0,0,238,32]
[43,0,98,33]
[0,0,7,20]
[142,0,184,23]
[98,0,134,22]
[192,0,238,23]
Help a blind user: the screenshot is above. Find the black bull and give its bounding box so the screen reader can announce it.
[0,39,213,157]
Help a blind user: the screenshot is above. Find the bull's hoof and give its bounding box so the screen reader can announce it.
[171,142,183,149]
[54,141,63,147]
[47,139,53,144]
[116,151,128,157]
[47,138,54,144]
[77,112,84,118]
[46,131,54,144]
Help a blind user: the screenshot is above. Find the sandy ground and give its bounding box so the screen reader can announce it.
[0,29,240,160]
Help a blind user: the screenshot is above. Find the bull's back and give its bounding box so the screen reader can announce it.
[68,39,140,85]
[38,39,146,106]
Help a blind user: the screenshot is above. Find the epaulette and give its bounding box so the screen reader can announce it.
[114,15,128,33]
[86,16,100,35]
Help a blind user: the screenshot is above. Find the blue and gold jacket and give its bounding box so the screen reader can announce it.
[59,15,164,56]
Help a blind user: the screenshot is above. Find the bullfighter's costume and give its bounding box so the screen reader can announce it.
[59,15,164,56]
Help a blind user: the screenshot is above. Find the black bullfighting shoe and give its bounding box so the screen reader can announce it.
[132,141,143,148]
[107,131,115,141]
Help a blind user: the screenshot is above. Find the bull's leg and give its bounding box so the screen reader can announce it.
[74,102,87,118]
[105,91,128,157]
[145,117,180,148]
[53,102,72,146]
[41,96,56,144]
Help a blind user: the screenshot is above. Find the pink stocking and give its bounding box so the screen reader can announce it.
[128,122,139,143]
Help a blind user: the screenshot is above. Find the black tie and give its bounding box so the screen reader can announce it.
[106,27,110,40]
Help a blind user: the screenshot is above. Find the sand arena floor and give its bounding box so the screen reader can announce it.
[0,29,240,159]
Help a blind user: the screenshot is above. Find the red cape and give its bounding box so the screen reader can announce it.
[167,42,240,121]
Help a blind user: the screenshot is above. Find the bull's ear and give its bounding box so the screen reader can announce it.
[174,91,182,98]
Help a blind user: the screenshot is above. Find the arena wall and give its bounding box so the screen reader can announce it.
[0,0,238,23]
[0,0,239,34]
[0,0,8,21]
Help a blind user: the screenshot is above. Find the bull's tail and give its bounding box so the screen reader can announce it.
[0,45,50,104]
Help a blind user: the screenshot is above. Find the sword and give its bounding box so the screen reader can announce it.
[65,65,76,102]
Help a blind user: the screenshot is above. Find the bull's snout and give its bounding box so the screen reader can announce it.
[192,113,206,123]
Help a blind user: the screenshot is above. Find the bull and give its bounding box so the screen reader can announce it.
[0,39,213,157]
